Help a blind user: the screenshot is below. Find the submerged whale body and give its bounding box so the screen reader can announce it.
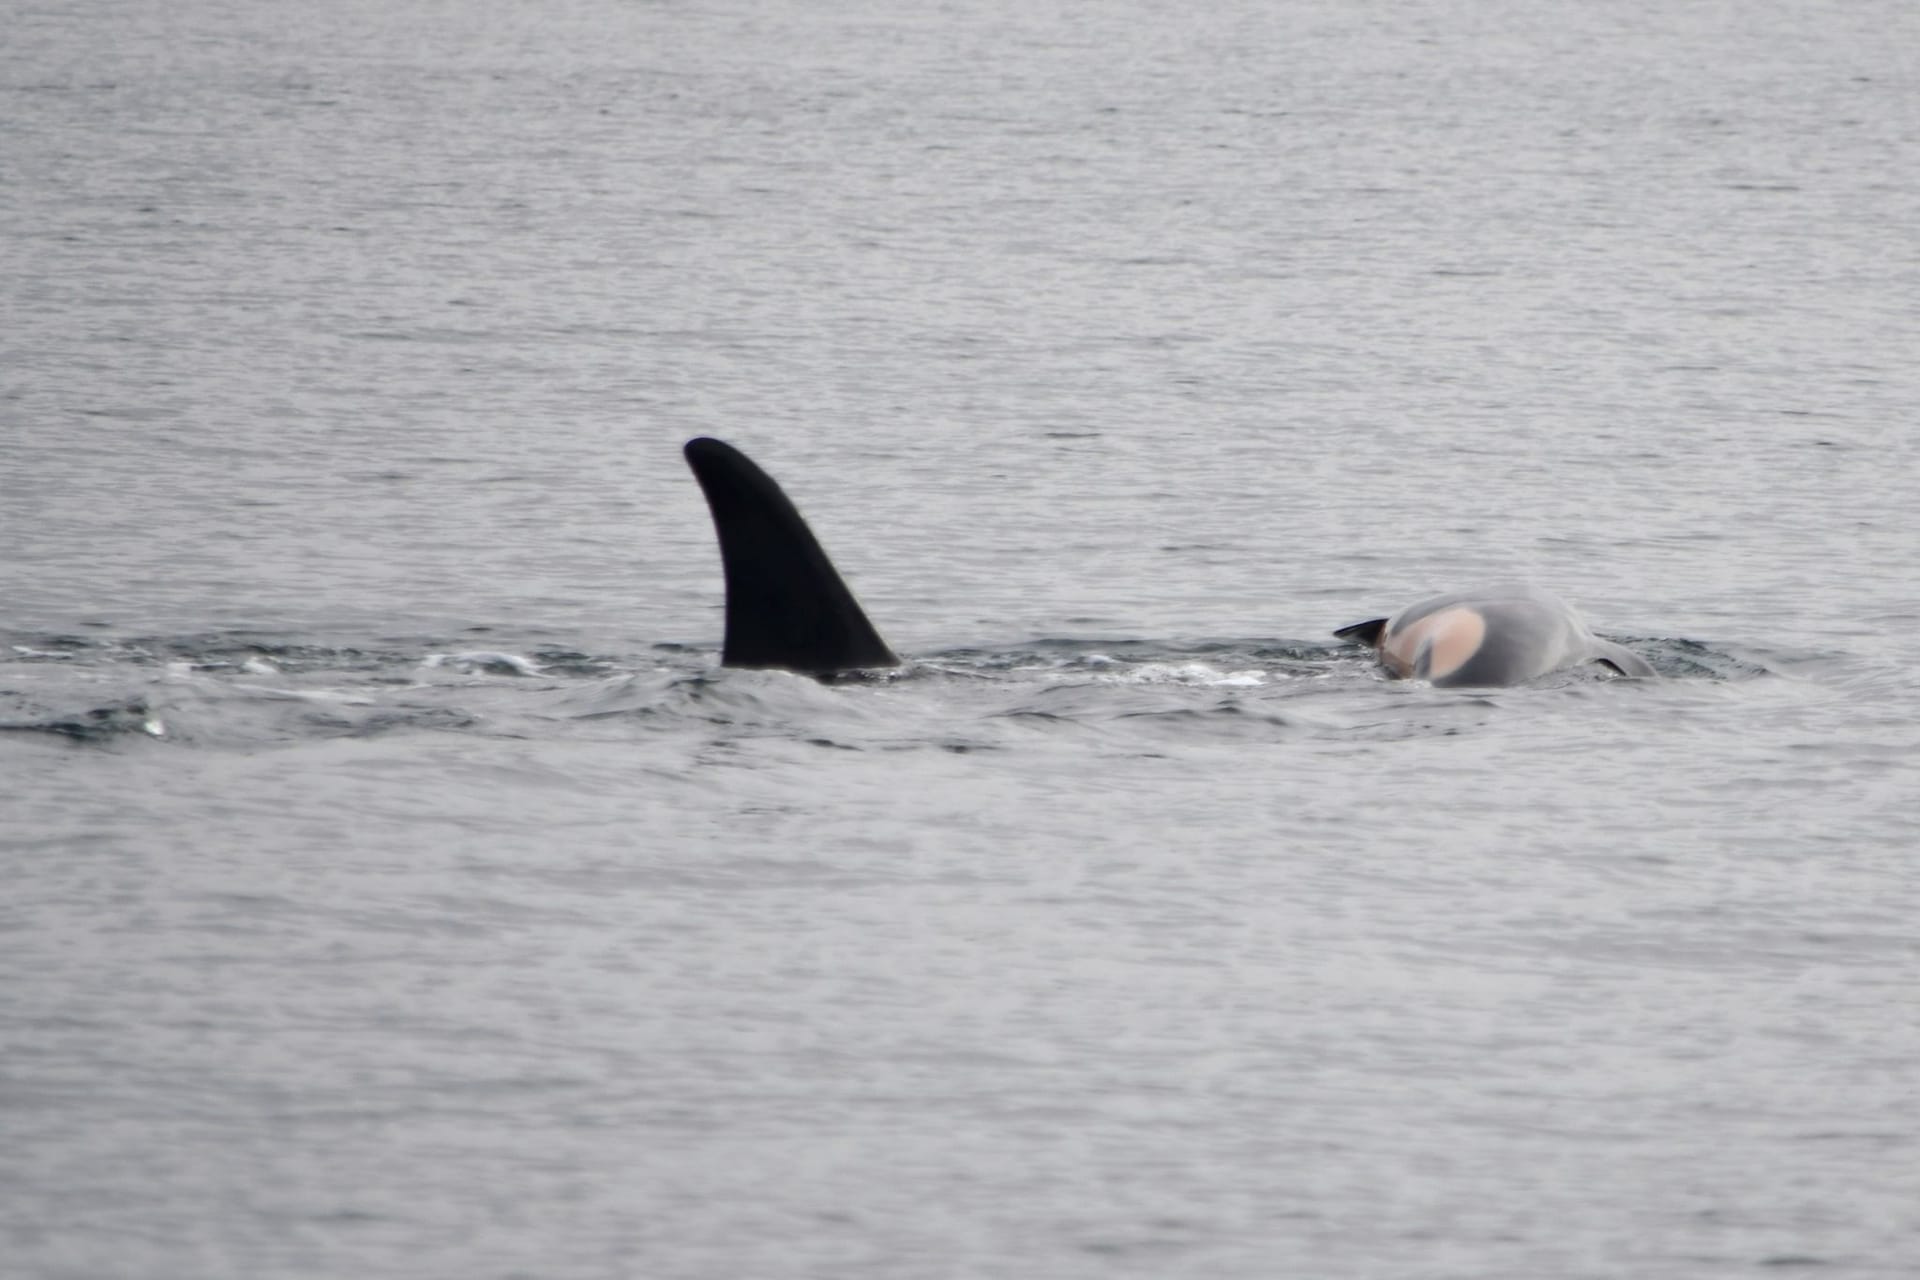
[683,437,1654,686]
[1333,585,1656,687]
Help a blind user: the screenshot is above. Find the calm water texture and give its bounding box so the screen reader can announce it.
[4,1,1918,1276]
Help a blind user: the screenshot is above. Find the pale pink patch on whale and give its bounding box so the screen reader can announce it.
[1381,607,1487,681]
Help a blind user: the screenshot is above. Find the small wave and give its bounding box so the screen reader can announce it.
[225,682,376,706]
[422,651,543,677]
[1627,636,1773,681]
[1090,661,1272,688]
[0,700,165,743]
[9,645,75,661]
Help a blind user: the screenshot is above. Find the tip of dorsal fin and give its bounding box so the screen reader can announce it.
[683,437,899,676]
[1333,617,1388,647]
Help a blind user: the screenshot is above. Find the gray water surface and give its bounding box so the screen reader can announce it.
[5,2,1919,1277]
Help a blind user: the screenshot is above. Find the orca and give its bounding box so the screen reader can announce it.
[1334,585,1656,686]
[682,437,898,676]
[683,437,1655,686]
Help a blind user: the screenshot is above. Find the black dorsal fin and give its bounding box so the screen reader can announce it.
[683,437,899,675]
[1333,617,1388,647]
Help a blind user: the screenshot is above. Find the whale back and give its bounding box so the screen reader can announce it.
[1338,585,1651,686]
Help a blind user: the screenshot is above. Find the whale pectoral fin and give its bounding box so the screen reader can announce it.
[683,437,899,676]
[1333,618,1389,647]
[1589,640,1657,679]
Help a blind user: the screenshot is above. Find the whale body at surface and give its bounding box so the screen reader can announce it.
[681,437,1656,687]
[1334,585,1655,687]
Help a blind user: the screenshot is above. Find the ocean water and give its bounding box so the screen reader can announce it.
[4,1,1918,1276]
